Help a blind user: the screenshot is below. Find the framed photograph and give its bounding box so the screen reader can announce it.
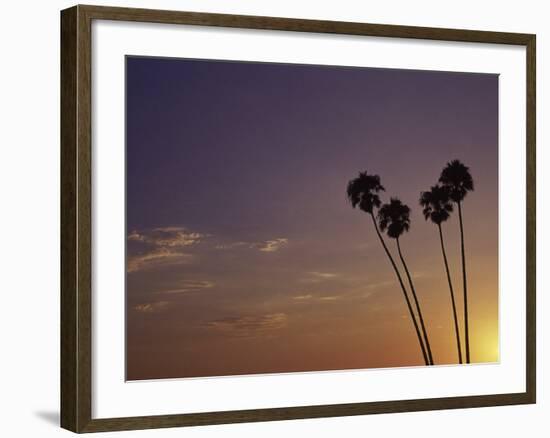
[60,4,536,433]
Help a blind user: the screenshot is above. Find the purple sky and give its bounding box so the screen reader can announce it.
[126,56,498,380]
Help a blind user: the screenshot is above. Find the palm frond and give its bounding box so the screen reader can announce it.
[377,197,411,239]
[346,171,385,213]
[439,159,474,202]
[419,184,453,224]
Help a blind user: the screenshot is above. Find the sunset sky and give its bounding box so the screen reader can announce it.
[126,56,499,380]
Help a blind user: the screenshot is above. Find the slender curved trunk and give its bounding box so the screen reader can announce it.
[396,238,434,365]
[369,212,429,366]
[457,202,470,363]
[438,223,463,364]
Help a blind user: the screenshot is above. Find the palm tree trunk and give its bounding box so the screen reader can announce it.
[457,201,470,363]
[369,212,429,366]
[396,237,434,365]
[438,223,463,364]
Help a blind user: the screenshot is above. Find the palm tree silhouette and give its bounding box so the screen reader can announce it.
[378,198,434,365]
[420,185,463,364]
[346,172,429,366]
[439,160,474,363]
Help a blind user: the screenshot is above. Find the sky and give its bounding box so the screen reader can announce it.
[126,56,499,381]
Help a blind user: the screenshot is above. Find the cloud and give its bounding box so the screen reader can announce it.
[292,292,342,303]
[158,280,215,294]
[413,272,430,280]
[214,242,248,250]
[318,295,340,301]
[366,280,394,290]
[133,301,170,313]
[204,313,287,338]
[128,227,204,248]
[301,271,339,283]
[291,280,384,303]
[253,238,289,253]
[127,247,193,273]
[361,291,376,299]
[127,226,204,273]
[309,271,338,279]
[213,237,289,253]
[292,294,313,301]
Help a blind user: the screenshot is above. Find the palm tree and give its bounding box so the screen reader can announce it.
[439,160,474,363]
[347,172,429,366]
[420,185,462,364]
[378,198,434,365]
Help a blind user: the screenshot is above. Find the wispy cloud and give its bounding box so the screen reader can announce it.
[158,280,215,294]
[309,271,338,279]
[204,313,287,338]
[212,237,290,253]
[300,271,339,283]
[292,292,342,303]
[252,238,289,253]
[133,301,170,313]
[214,242,248,250]
[128,227,204,248]
[127,226,203,273]
[318,295,340,301]
[366,280,394,290]
[413,271,430,280]
[292,294,313,301]
[289,286,377,304]
[127,248,193,273]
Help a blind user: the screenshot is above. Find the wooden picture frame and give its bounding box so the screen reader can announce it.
[61,4,536,433]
